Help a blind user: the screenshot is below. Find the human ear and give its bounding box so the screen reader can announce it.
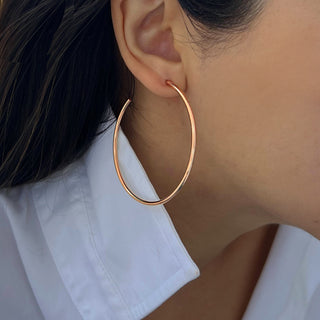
[110,0,187,98]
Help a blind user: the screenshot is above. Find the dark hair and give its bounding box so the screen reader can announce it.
[0,0,264,189]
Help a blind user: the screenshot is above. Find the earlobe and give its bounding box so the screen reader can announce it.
[110,0,187,98]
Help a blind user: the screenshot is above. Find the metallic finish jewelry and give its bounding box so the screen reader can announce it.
[113,80,196,206]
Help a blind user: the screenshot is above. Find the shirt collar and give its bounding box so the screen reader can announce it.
[80,110,201,318]
[30,108,200,319]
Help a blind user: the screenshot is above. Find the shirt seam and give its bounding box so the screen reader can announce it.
[80,157,135,320]
[129,268,184,318]
[30,184,85,320]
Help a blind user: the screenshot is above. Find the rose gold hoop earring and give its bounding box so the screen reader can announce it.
[113,79,196,206]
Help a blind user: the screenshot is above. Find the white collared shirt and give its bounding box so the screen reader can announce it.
[1,113,320,320]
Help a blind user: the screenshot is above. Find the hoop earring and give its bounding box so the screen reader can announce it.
[112,80,196,206]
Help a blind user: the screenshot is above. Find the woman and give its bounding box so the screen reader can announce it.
[1,0,320,319]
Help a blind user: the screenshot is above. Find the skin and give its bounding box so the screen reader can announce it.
[111,0,320,318]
